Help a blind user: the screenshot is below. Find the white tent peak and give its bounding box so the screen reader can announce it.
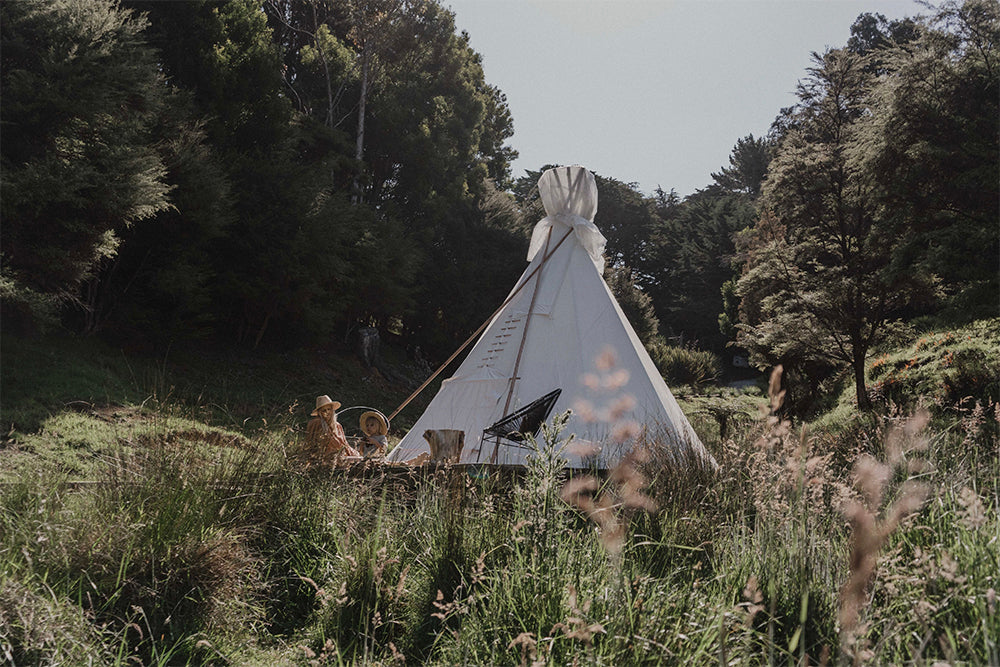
[539,164,598,220]
[528,165,606,273]
[387,165,714,470]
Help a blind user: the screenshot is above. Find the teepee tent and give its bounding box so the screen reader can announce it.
[387,166,712,469]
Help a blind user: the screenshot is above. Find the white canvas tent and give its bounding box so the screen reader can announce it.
[387,166,713,469]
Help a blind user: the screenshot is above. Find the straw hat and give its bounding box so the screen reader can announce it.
[311,395,342,416]
[360,410,388,436]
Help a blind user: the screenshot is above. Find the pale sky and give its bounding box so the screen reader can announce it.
[447,0,923,197]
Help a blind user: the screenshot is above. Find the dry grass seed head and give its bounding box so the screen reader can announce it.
[392,564,410,603]
[471,551,487,586]
[766,365,786,416]
[611,420,641,443]
[389,641,406,665]
[562,478,622,552]
[957,486,986,529]
[738,575,765,628]
[839,412,932,651]
[508,631,541,667]
[372,546,399,586]
[549,584,605,645]
[885,409,930,465]
[854,455,890,509]
[572,399,597,423]
[596,346,618,371]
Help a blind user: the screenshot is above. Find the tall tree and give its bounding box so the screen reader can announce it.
[846,11,920,74]
[266,0,355,131]
[1,0,172,327]
[736,49,917,413]
[125,0,364,348]
[360,4,519,352]
[266,0,519,349]
[591,175,660,274]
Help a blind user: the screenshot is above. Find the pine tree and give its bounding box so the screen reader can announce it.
[1,0,172,325]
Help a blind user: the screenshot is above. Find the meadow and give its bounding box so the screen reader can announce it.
[1,320,997,666]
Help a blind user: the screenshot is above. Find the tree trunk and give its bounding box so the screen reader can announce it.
[82,278,100,336]
[253,310,272,350]
[352,45,369,203]
[316,5,334,129]
[853,344,872,411]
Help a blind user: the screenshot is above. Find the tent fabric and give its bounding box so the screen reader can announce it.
[527,167,606,273]
[387,165,713,469]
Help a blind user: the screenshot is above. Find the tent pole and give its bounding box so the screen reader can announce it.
[491,226,553,464]
[387,228,573,424]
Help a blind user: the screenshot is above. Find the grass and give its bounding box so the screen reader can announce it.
[1,322,998,665]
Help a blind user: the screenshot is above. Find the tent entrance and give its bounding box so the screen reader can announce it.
[480,389,562,463]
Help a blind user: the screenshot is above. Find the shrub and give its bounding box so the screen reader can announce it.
[648,341,722,388]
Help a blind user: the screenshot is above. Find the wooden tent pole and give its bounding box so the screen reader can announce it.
[491,227,552,463]
[387,228,573,423]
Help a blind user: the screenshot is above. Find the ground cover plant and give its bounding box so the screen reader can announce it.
[1,321,998,665]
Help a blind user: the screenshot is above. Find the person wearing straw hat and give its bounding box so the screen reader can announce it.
[358,410,389,458]
[304,395,358,466]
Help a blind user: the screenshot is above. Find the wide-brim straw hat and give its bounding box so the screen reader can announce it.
[360,410,389,436]
[311,395,342,416]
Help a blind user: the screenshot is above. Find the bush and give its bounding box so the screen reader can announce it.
[648,341,722,388]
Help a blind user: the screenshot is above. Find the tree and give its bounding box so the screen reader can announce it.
[1,0,172,326]
[710,134,771,199]
[477,84,519,190]
[356,4,519,352]
[364,4,511,207]
[605,266,660,348]
[736,49,918,413]
[649,189,755,355]
[77,102,232,342]
[591,175,660,274]
[856,0,999,323]
[400,181,526,358]
[846,11,919,74]
[266,0,355,131]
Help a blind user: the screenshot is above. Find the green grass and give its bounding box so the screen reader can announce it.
[1,323,997,665]
[829,318,1000,421]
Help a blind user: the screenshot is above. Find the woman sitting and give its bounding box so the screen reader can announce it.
[303,395,359,467]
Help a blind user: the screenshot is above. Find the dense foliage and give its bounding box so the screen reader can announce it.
[1,0,523,356]
[2,0,996,404]
[736,1,998,415]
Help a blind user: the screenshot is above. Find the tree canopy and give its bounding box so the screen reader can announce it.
[1,0,173,324]
[2,0,520,354]
[736,0,998,414]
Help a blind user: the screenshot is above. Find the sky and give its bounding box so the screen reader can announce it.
[446,0,923,197]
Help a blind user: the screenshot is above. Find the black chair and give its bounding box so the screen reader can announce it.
[479,389,562,463]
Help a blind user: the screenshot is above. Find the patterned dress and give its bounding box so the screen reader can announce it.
[304,416,352,466]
